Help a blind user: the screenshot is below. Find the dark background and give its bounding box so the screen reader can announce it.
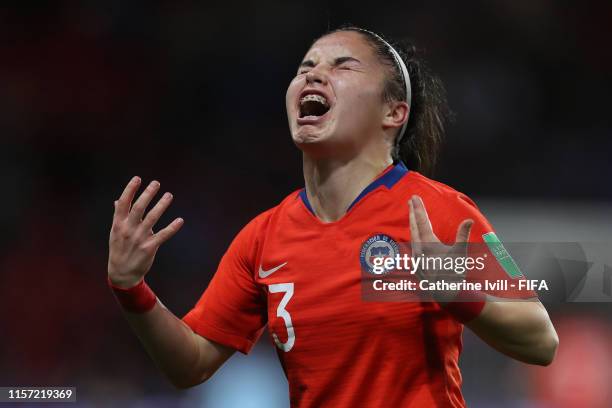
[1,1,611,407]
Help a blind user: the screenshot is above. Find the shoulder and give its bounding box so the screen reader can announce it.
[400,171,492,242]
[227,190,302,265]
[239,189,303,236]
[401,171,478,210]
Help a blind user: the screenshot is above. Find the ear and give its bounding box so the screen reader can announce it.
[382,101,409,131]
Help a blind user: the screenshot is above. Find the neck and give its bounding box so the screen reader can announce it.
[303,153,393,223]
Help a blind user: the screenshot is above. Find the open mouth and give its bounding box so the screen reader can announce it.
[299,94,331,119]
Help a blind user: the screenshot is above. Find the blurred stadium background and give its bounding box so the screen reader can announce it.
[1,1,611,407]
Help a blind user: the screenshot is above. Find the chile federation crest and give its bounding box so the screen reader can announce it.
[360,234,400,275]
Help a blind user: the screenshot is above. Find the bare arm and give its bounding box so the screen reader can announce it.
[409,195,558,366]
[108,177,234,388]
[122,300,234,388]
[466,299,558,366]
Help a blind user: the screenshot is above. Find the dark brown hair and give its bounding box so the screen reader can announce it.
[319,26,452,176]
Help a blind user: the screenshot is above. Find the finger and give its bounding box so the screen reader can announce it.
[128,180,160,224]
[454,219,474,244]
[408,199,421,242]
[148,218,184,247]
[411,195,435,239]
[141,192,173,231]
[408,199,422,256]
[114,176,141,219]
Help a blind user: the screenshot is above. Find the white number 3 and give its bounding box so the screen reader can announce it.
[268,283,295,352]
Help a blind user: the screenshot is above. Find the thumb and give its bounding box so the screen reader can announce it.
[455,219,474,244]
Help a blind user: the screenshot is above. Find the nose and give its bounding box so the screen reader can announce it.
[305,68,328,86]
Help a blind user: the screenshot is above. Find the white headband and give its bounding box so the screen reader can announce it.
[359,30,412,142]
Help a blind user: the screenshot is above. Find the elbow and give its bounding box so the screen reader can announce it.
[526,303,559,366]
[532,329,559,366]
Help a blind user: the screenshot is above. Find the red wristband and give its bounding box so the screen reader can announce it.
[108,277,157,313]
[442,291,486,324]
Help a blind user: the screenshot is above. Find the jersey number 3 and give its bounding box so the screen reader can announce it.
[269,283,295,352]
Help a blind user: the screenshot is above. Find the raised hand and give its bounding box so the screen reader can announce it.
[408,195,473,300]
[108,177,184,288]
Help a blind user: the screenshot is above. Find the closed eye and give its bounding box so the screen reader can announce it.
[296,56,361,75]
[334,56,361,68]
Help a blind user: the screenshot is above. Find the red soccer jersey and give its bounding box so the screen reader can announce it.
[183,163,530,407]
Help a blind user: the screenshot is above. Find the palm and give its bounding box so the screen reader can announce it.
[408,195,473,300]
[108,177,184,288]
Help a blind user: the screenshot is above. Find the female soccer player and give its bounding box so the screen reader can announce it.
[108,27,558,407]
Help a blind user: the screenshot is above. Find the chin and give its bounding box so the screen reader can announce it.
[292,124,329,144]
[291,132,330,158]
[293,133,356,162]
[293,132,323,145]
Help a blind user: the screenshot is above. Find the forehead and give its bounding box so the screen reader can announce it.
[304,31,375,62]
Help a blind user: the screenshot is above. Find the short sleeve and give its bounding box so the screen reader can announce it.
[182,216,267,354]
[434,193,536,299]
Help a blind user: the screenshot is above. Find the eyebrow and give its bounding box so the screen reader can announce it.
[299,56,361,69]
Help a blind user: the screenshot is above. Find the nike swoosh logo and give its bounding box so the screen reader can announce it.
[258,262,287,278]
